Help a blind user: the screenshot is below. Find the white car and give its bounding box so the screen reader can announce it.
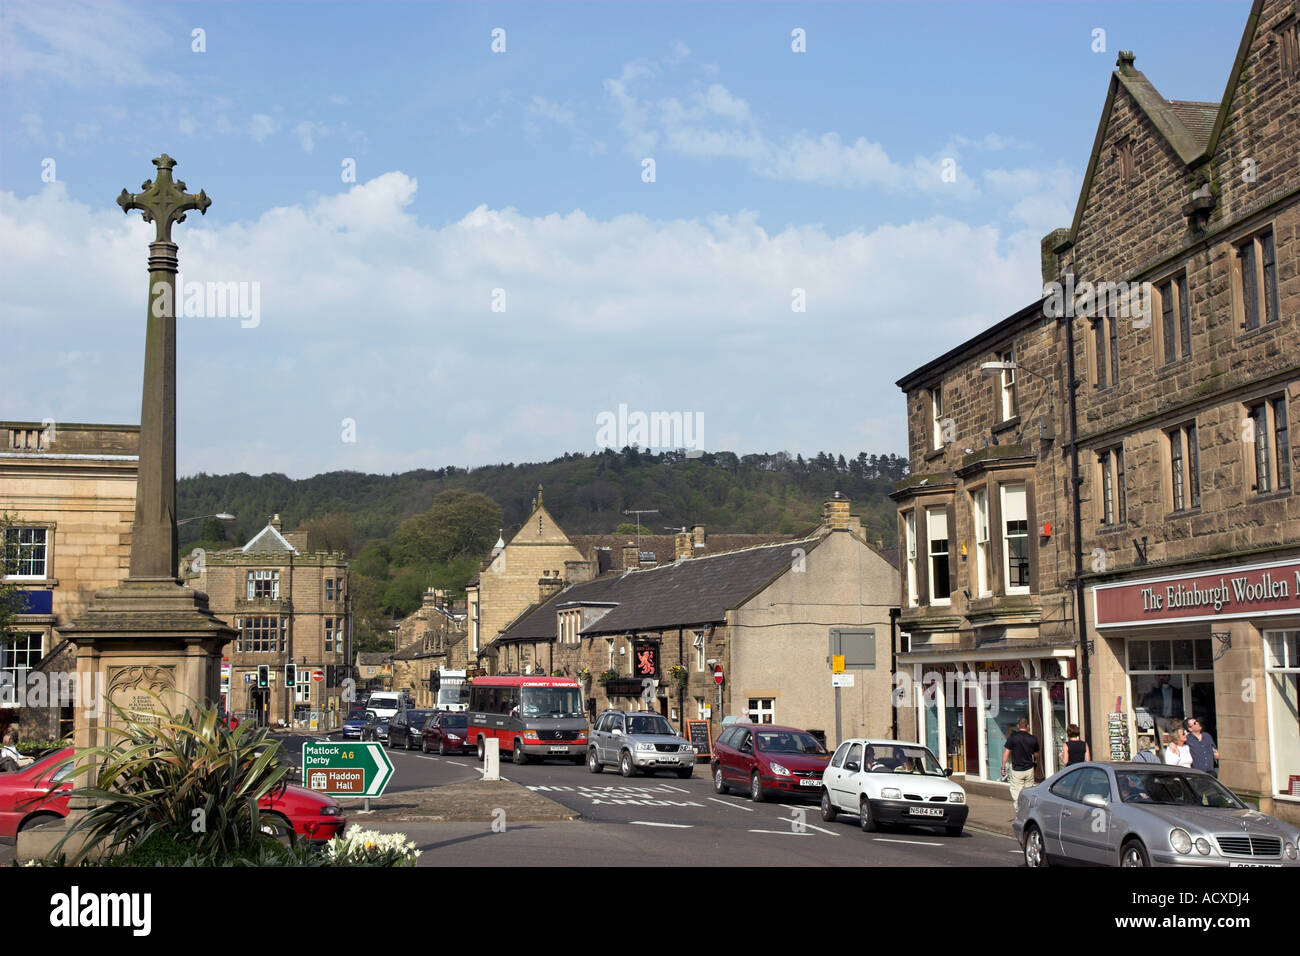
[820,738,969,837]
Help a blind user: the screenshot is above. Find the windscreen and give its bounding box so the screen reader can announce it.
[756,731,828,755]
[628,714,676,736]
[1116,771,1246,808]
[521,686,583,718]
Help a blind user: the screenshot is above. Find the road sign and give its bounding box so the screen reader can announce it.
[244,673,252,684]
[832,654,845,675]
[312,669,325,683]
[302,741,393,797]
[713,665,723,685]
[832,673,855,688]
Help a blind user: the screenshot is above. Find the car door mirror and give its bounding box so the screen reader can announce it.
[845,761,860,773]
[1082,793,1109,810]
[943,768,954,777]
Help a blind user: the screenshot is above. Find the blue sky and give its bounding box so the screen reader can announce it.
[0,1,1251,478]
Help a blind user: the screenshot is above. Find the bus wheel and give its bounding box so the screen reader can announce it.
[476,737,485,762]
[513,739,528,765]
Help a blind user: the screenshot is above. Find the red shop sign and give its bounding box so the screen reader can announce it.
[1094,558,1300,627]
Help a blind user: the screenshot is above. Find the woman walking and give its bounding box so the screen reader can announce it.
[1059,724,1090,766]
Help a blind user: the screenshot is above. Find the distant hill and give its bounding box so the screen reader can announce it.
[178,448,907,551]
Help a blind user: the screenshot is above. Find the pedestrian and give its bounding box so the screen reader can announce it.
[1000,717,1040,809]
[1131,734,1162,763]
[1059,724,1090,766]
[1164,726,1193,767]
[1184,717,1218,776]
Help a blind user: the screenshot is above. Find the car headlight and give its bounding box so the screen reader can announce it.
[949,792,965,804]
[576,732,588,740]
[523,731,539,740]
[1195,838,1211,856]
[881,788,902,800]
[1170,828,1192,855]
[770,762,791,776]
[446,734,462,742]
[636,742,655,751]
[320,806,342,817]
[679,744,693,752]
[1285,842,1297,860]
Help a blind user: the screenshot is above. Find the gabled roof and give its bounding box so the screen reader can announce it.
[570,532,795,570]
[241,523,298,554]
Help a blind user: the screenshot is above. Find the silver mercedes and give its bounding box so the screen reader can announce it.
[1013,762,1300,867]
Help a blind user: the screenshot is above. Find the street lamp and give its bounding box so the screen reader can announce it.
[177,512,236,525]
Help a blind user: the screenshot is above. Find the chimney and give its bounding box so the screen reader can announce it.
[270,513,282,531]
[692,524,705,547]
[1041,228,1071,286]
[675,532,692,561]
[622,541,638,569]
[823,493,851,530]
[538,570,563,604]
[565,559,597,586]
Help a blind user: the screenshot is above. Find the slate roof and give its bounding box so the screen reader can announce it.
[570,532,795,570]
[1166,100,1218,151]
[241,523,299,554]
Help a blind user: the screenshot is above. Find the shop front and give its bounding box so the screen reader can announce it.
[1092,556,1300,822]
[903,649,1077,787]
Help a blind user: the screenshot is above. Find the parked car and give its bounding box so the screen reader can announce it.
[819,738,968,836]
[422,711,472,755]
[588,709,695,778]
[1015,762,1300,867]
[1,748,345,844]
[340,710,373,740]
[361,713,389,742]
[711,724,830,801]
[387,709,435,750]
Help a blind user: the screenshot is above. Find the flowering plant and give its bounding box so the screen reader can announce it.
[668,664,688,685]
[323,827,421,867]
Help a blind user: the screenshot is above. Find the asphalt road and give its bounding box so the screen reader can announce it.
[301,733,1022,867]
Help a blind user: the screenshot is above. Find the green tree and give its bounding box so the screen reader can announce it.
[300,512,359,556]
[0,513,21,645]
[390,490,502,567]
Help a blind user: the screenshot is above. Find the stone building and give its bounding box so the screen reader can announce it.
[390,587,469,707]
[188,515,349,729]
[1,421,139,741]
[495,495,901,748]
[355,652,390,692]
[896,0,1300,821]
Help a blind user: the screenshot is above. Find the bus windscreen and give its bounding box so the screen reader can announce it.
[520,687,583,718]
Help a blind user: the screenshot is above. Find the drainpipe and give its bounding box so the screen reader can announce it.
[889,607,900,740]
[1063,281,1095,750]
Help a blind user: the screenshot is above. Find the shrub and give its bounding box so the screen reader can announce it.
[322,828,420,867]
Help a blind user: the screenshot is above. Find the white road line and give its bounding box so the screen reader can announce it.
[873,837,943,847]
[447,761,468,767]
[660,785,691,793]
[801,822,840,837]
[630,821,693,828]
[708,797,755,812]
[748,829,813,835]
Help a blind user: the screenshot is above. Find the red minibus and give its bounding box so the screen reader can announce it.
[468,675,588,765]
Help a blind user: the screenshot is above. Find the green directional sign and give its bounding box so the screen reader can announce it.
[302,741,394,797]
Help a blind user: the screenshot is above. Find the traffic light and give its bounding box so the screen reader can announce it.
[257,664,269,688]
[429,671,441,694]
[284,663,296,688]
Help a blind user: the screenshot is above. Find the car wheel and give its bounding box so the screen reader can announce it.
[513,738,528,765]
[1120,839,1149,867]
[859,796,877,833]
[750,771,765,803]
[676,767,693,779]
[258,812,294,842]
[18,812,63,832]
[620,750,637,778]
[476,737,485,762]
[1023,824,1048,867]
[945,825,964,838]
[438,740,447,756]
[421,738,429,754]
[588,749,603,773]
[713,767,728,794]
[821,789,837,823]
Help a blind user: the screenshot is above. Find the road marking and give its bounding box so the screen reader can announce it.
[748,829,813,835]
[708,797,754,812]
[800,822,840,837]
[448,761,468,767]
[873,837,943,846]
[630,821,693,828]
[660,784,691,793]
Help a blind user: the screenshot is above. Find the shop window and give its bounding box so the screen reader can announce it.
[1127,638,1216,746]
[1264,631,1300,797]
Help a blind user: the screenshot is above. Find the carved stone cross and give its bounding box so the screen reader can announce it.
[116,153,211,244]
[116,154,211,580]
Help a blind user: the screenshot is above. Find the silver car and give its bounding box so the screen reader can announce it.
[587,709,695,778]
[1014,762,1300,867]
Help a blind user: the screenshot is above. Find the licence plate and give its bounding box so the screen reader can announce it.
[549,746,568,753]
[1229,862,1281,867]
[799,778,821,787]
[908,807,944,817]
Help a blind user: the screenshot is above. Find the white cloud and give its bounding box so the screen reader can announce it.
[0,0,176,86]
[248,114,279,142]
[0,174,1039,477]
[293,120,323,152]
[527,96,575,127]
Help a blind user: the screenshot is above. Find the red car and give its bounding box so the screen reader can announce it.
[421,711,472,755]
[711,724,831,802]
[0,748,345,844]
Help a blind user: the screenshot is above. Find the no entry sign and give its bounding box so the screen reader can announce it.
[312,669,325,682]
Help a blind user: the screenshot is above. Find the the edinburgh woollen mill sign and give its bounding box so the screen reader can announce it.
[1094,558,1300,627]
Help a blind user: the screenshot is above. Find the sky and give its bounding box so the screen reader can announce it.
[0,0,1252,479]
